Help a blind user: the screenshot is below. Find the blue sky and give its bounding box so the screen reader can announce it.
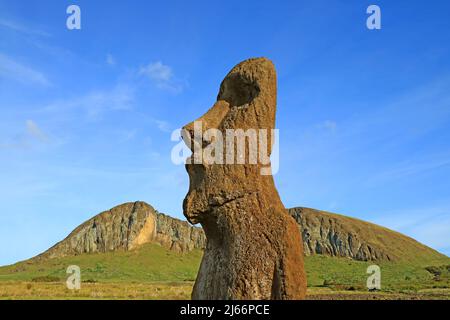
[0,0,449,265]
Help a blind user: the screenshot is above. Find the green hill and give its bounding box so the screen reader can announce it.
[0,242,448,294]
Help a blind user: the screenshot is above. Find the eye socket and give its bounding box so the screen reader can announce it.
[217,73,260,107]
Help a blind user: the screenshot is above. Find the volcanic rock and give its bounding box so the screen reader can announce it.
[36,201,205,260]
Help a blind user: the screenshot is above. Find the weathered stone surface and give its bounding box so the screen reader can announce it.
[289,207,444,262]
[290,207,391,261]
[36,201,205,260]
[182,58,307,300]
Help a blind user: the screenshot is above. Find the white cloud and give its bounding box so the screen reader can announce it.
[372,205,450,255]
[106,53,116,66]
[317,120,337,133]
[129,110,172,133]
[327,201,339,211]
[0,53,50,86]
[41,85,134,120]
[364,152,450,187]
[117,129,137,143]
[0,120,49,150]
[84,85,134,112]
[0,18,50,37]
[411,217,450,251]
[26,120,48,142]
[139,61,185,93]
[153,119,171,132]
[140,61,172,82]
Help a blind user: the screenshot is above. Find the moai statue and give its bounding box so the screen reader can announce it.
[182,58,307,300]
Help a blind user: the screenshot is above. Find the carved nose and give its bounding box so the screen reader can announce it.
[181,126,193,150]
[181,123,200,153]
[181,100,231,156]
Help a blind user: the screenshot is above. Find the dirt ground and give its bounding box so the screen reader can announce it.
[0,282,449,300]
[305,287,450,300]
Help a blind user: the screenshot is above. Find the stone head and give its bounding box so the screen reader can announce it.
[182,58,279,224]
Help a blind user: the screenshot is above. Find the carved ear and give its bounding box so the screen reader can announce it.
[217,72,260,107]
[218,58,276,105]
[217,58,277,129]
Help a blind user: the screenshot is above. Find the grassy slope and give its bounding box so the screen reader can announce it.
[0,243,448,293]
[305,255,449,292]
[0,244,202,283]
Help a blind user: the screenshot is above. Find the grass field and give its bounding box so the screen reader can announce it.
[1,282,449,300]
[0,244,203,283]
[0,243,449,300]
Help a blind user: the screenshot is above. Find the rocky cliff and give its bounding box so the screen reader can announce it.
[289,207,445,263]
[36,202,205,260]
[35,201,445,263]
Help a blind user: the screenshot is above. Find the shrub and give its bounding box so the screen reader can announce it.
[31,275,60,283]
[82,279,97,283]
[425,266,441,276]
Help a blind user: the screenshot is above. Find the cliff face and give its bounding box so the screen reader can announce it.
[289,207,391,261]
[288,207,445,263]
[37,202,205,260]
[36,202,445,263]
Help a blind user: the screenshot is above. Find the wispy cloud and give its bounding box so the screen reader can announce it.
[139,61,185,93]
[128,109,172,133]
[41,85,134,120]
[0,17,50,37]
[365,152,450,187]
[284,75,450,174]
[0,53,50,86]
[140,61,172,81]
[0,120,49,150]
[117,129,137,142]
[317,120,337,133]
[298,76,450,152]
[372,205,450,255]
[26,120,48,142]
[106,53,116,66]
[152,119,171,132]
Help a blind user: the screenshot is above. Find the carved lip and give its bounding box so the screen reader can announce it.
[184,210,205,225]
